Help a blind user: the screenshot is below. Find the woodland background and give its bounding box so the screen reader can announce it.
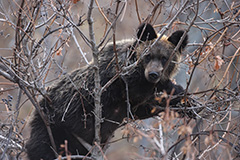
[0,0,239,159]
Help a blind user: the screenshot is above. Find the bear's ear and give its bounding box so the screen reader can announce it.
[137,23,157,42]
[168,30,188,51]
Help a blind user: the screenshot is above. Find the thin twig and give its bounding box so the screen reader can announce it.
[87,0,102,159]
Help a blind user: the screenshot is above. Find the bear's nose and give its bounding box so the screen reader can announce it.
[148,71,159,81]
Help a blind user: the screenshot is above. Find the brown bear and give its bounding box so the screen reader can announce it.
[26,23,188,159]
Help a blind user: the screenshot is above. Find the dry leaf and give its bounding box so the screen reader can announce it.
[214,55,224,70]
[133,135,142,143]
[181,138,192,154]
[56,48,63,56]
[204,133,213,145]
[204,136,209,145]
[181,98,188,104]
[178,125,192,135]
[155,96,162,102]
[72,0,80,4]
[151,107,157,114]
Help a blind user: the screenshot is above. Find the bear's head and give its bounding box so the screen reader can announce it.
[135,23,188,83]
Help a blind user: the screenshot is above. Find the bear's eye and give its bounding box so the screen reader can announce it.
[161,56,168,65]
[145,54,151,62]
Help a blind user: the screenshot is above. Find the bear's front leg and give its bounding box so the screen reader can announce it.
[133,79,184,120]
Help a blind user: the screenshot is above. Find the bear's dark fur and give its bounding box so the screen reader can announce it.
[26,23,188,159]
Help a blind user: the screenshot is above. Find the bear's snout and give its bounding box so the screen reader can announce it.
[144,60,163,83]
[148,71,160,82]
